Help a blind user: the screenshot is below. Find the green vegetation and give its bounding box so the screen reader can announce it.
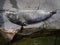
[0,36,8,45]
[0,29,60,45]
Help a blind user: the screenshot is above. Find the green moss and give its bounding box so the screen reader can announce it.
[11,36,60,45]
[0,29,60,45]
[0,36,8,45]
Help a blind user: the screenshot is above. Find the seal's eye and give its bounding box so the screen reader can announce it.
[6,13,17,20]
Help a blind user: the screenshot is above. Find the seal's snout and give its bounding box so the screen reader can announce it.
[50,10,57,15]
